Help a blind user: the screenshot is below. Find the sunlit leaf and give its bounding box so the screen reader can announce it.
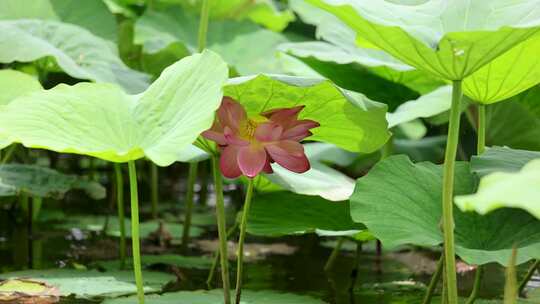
[0,51,228,166]
[285,0,443,94]
[308,0,540,80]
[0,20,149,93]
[455,159,540,219]
[463,33,540,104]
[350,155,540,265]
[0,70,42,106]
[225,74,390,153]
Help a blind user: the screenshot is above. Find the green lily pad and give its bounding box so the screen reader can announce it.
[0,279,59,303]
[471,146,540,177]
[225,74,390,153]
[0,269,175,299]
[103,289,325,304]
[386,85,452,128]
[247,192,364,237]
[0,20,148,94]
[135,9,287,75]
[0,51,228,166]
[56,216,204,239]
[486,85,540,151]
[0,164,105,199]
[308,0,540,80]
[455,159,540,219]
[94,254,214,270]
[463,33,540,104]
[0,0,117,41]
[350,155,540,265]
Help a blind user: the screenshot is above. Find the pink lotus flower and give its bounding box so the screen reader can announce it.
[202,97,319,178]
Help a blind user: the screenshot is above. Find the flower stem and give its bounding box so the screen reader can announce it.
[324,237,345,272]
[207,222,239,289]
[181,162,199,252]
[422,254,444,304]
[441,80,463,304]
[150,162,159,219]
[235,178,255,304]
[465,265,483,304]
[128,161,145,304]
[197,0,211,53]
[518,259,539,295]
[114,163,127,269]
[477,104,486,155]
[504,247,518,304]
[211,156,231,304]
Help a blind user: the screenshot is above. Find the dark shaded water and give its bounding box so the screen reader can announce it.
[0,199,535,304]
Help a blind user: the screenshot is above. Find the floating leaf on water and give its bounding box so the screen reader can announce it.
[0,279,60,303]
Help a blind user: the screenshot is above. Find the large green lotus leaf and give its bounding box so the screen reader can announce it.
[463,33,540,104]
[284,0,443,94]
[471,146,540,177]
[164,0,295,32]
[350,155,540,265]
[486,86,540,151]
[393,135,447,163]
[0,0,117,41]
[0,70,42,106]
[386,85,452,128]
[0,269,175,298]
[0,20,149,94]
[225,74,390,153]
[308,0,540,80]
[134,9,287,75]
[455,159,540,219]
[0,164,105,200]
[56,216,204,239]
[0,51,228,166]
[247,192,364,237]
[103,289,325,304]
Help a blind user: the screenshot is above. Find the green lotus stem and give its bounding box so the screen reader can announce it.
[211,156,231,304]
[465,265,483,304]
[150,162,159,219]
[207,222,239,289]
[128,161,145,304]
[114,163,127,269]
[197,0,211,53]
[422,254,444,304]
[441,80,463,304]
[181,162,199,251]
[234,178,255,304]
[477,104,486,155]
[1,144,17,164]
[518,259,539,295]
[504,247,518,304]
[324,237,345,272]
[442,262,448,304]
